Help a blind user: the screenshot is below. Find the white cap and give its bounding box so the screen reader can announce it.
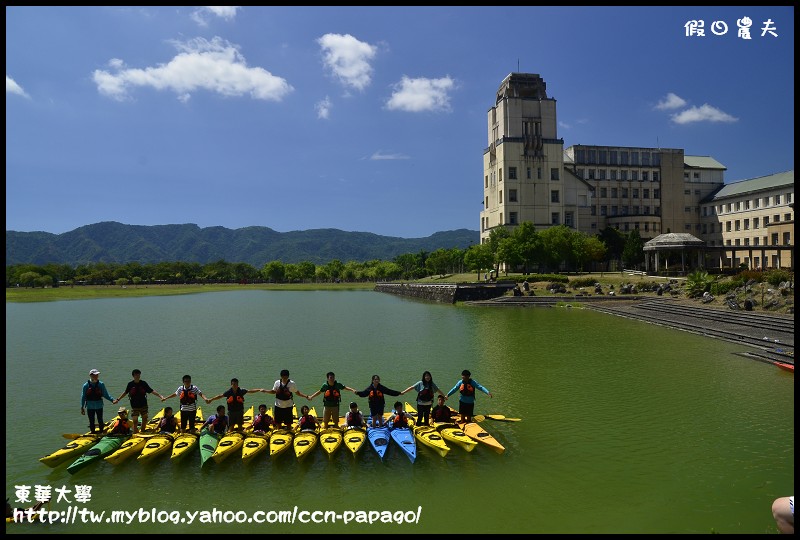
[89,369,100,375]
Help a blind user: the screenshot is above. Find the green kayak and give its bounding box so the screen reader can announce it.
[199,428,221,468]
[66,435,130,474]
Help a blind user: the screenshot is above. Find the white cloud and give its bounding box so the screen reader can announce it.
[671,104,738,124]
[317,33,376,91]
[191,6,240,26]
[369,151,410,160]
[655,92,687,110]
[316,96,332,119]
[386,76,455,112]
[558,121,571,129]
[92,36,293,102]
[6,75,30,98]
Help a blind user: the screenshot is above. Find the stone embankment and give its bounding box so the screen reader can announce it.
[374,282,516,303]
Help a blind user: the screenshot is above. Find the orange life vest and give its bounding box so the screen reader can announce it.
[324,387,341,402]
[459,382,475,397]
[227,394,244,405]
[179,387,197,405]
[392,412,409,428]
[368,388,384,402]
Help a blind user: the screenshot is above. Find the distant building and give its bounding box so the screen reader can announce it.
[481,72,793,270]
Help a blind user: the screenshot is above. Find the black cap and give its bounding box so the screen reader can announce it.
[349,402,358,408]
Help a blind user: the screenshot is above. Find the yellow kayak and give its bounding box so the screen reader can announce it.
[460,421,505,454]
[105,408,165,465]
[319,426,343,458]
[242,431,270,463]
[167,407,202,461]
[39,413,122,468]
[343,426,367,455]
[211,406,253,464]
[434,422,478,452]
[293,407,319,460]
[404,403,450,457]
[268,405,297,459]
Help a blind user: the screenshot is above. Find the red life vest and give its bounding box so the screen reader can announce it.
[432,406,451,423]
[110,419,131,434]
[346,411,364,427]
[276,383,292,401]
[459,382,475,397]
[392,412,409,428]
[324,387,341,402]
[179,387,197,405]
[85,381,102,401]
[210,415,228,433]
[300,415,316,430]
[253,414,272,431]
[159,416,177,433]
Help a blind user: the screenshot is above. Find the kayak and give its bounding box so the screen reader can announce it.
[367,422,390,460]
[199,427,222,468]
[404,403,449,457]
[105,408,166,465]
[388,424,417,463]
[242,431,270,463]
[40,433,103,468]
[268,405,298,459]
[774,362,794,372]
[433,422,478,452]
[139,409,187,463]
[39,413,121,468]
[343,426,367,456]
[294,407,319,460]
[67,434,130,474]
[5,499,49,524]
[319,426,344,458]
[212,406,253,464]
[460,421,506,454]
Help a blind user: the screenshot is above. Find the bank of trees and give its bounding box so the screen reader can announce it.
[6,223,648,287]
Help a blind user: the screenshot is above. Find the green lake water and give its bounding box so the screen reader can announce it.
[5,290,794,533]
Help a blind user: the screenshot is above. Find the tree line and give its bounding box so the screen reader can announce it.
[6,225,645,287]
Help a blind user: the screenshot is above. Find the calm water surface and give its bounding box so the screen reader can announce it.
[5,290,794,533]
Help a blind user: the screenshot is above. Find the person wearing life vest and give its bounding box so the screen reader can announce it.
[161,375,209,433]
[298,405,317,432]
[80,369,115,433]
[202,405,229,436]
[158,407,178,434]
[401,370,446,426]
[109,407,133,435]
[355,375,403,428]
[113,369,165,434]
[207,378,267,432]
[252,404,274,434]
[345,402,365,428]
[308,372,356,429]
[389,402,412,429]
[262,370,312,429]
[431,395,453,424]
[445,369,493,423]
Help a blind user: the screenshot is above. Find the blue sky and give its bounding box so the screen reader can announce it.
[6,6,794,238]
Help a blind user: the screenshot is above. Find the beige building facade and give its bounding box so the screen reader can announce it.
[481,72,794,271]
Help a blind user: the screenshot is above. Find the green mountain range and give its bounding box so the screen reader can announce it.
[6,222,479,266]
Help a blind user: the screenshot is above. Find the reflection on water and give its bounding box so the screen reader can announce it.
[6,291,793,533]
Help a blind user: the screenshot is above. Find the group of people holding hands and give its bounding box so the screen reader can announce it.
[80,367,493,437]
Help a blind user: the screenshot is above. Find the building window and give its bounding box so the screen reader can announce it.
[620,151,629,165]
[642,171,648,182]
[622,188,629,198]
[684,189,691,195]
[610,169,617,180]
[576,149,585,163]
[754,238,760,246]
[653,189,660,198]
[499,168,503,182]
[620,170,628,181]
[744,219,749,230]
[685,224,692,231]
[509,212,518,225]
[773,214,780,223]
[588,169,595,180]
[695,190,701,196]
[588,150,596,164]
[763,197,770,207]
[633,206,639,214]
[508,167,517,180]
[652,172,659,182]
[632,171,638,181]
[784,232,791,245]
[485,175,488,188]
[684,172,689,179]
[551,190,560,203]
[693,172,700,179]
[537,167,542,179]
[591,206,596,216]
[744,238,750,246]
[764,216,769,225]
[655,206,660,216]
[609,151,618,165]
[611,206,618,215]
[527,167,531,179]
[565,212,574,227]
[754,198,760,208]
[643,189,649,199]
[599,169,606,180]
[772,233,779,245]
[631,152,639,165]
[509,189,517,202]
[642,152,650,166]
[599,150,607,164]
[644,206,650,215]
[776,194,782,204]
[633,188,639,198]
[625,223,630,231]
[611,188,618,198]
[785,213,792,222]
[499,190,503,203]
[600,187,607,198]
[550,168,559,180]
[726,221,732,232]
[601,206,607,216]
[735,239,740,246]
[735,220,740,231]
[754,217,759,228]
[551,212,560,225]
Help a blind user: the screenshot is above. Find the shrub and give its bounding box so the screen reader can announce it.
[765,269,793,287]
[569,277,597,289]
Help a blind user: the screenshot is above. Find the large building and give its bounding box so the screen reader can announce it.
[480,72,794,270]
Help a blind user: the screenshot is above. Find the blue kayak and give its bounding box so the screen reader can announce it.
[388,425,416,463]
[367,421,390,461]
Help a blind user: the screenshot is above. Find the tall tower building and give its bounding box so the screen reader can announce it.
[480,73,592,244]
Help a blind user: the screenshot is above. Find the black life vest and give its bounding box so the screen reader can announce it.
[459,382,475,397]
[347,411,364,427]
[253,414,272,431]
[160,416,177,434]
[276,382,292,401]
[417,386,434,402]
[392,412,409,428]
[85,381,103,401]
[432,406,451,423]
[179,386,197,405]
[227,391,245,405]
[210,414,228,433]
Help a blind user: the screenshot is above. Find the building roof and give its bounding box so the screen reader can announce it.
[705,170,794,201]
[643,233,705,251]
[684,156,726,170]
